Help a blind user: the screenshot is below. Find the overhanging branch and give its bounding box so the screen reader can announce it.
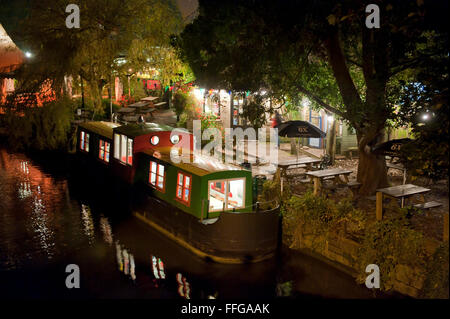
[295,84,345,119]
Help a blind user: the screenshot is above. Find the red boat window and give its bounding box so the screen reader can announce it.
[99,139,110,163]
[176,172,191,206]
[149,161,165,192]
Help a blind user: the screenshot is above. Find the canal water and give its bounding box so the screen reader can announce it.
[0,147,394,299]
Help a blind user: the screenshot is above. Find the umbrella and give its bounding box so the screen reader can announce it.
[372,138,412,186]
[275,121,326,162]
[276,120,326,138]
[372,138,412,157]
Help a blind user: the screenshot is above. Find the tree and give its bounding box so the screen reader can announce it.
[175,0,448,194]
[13,0,188,116]
[397,46,449,181]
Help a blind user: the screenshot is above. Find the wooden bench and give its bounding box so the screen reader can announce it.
[413,201,442,210]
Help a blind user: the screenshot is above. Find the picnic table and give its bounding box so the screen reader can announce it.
[117,107,136,114]
[306,168,353,195]
[141,96,159,102]
[375,184,433,220]
[154,101,167,109]
[128,101,152,108]
[138,107,156,117]
[277,157,321,176]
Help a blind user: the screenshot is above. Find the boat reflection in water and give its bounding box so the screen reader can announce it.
[0,148,386,299]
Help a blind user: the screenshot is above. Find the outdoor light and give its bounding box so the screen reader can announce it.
[422,113,429,121]
[25,51,33,58]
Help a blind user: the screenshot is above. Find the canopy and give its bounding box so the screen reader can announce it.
[0,24,23,75]
[276,120,326,138]
[372,138,412,157]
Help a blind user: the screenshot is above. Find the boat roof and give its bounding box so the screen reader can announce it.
[114,122,175,137]
[142,149,244,177]
[78,121,120,139]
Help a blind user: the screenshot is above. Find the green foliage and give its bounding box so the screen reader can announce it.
[282,191,365,250]
[176,0,449,193]
[15,0,187,114]
[420,241,449,299]
[241,94,270,129]
[258,169,290,211]
[356,214,426,291]
[397,49,449,181]
[172,90,197,118]
[4,97,75,151]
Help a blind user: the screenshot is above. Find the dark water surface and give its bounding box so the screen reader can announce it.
[0,147,392,299]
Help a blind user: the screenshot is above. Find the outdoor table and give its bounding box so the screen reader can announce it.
[129,101,152,108]
[117,107,136,113]
[154,102,167,109]
[375,184,430,220]
[277,157,321,177]
[138,107,156,118]
[141,96,158,102]
[305,168,353,195]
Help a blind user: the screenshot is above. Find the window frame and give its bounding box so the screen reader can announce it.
[207,177,246,212]
[80,131,90,152]
[149,160,166,193]
[175,171,192,206]
[113,133,133,166]
[98,139,110,163]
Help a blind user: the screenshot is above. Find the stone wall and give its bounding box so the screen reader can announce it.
[290,225,441,298]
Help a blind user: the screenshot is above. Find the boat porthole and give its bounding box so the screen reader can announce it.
[170,135,180,145]
[150,135,160,145]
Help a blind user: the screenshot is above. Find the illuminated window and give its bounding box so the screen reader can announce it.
[80,131,90,152]
[208,178,245,212]
[113,133,133,165]
[150,135,160,145]
[176,172,191,205]
[149,161,165,192]
[99,140,110,163]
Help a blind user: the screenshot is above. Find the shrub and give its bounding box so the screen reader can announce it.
[258,169,290,210]
[356,214,426,291]
[419,241,449,299]
[4,96,75,151]
[282,192,366,250]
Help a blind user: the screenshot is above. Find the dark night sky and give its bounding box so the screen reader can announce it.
[0,0,198,49]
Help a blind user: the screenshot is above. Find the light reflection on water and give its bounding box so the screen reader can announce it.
[0,148,390,299]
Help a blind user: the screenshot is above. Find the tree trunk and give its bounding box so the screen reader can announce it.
[326,119,337,164]
[356,132,389,195]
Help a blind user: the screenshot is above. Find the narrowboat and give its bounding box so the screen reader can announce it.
[76,121,280,263]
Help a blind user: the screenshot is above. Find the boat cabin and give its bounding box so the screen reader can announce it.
[77,121,120,165]
[135,149,253,219]
[111,122,193,183]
